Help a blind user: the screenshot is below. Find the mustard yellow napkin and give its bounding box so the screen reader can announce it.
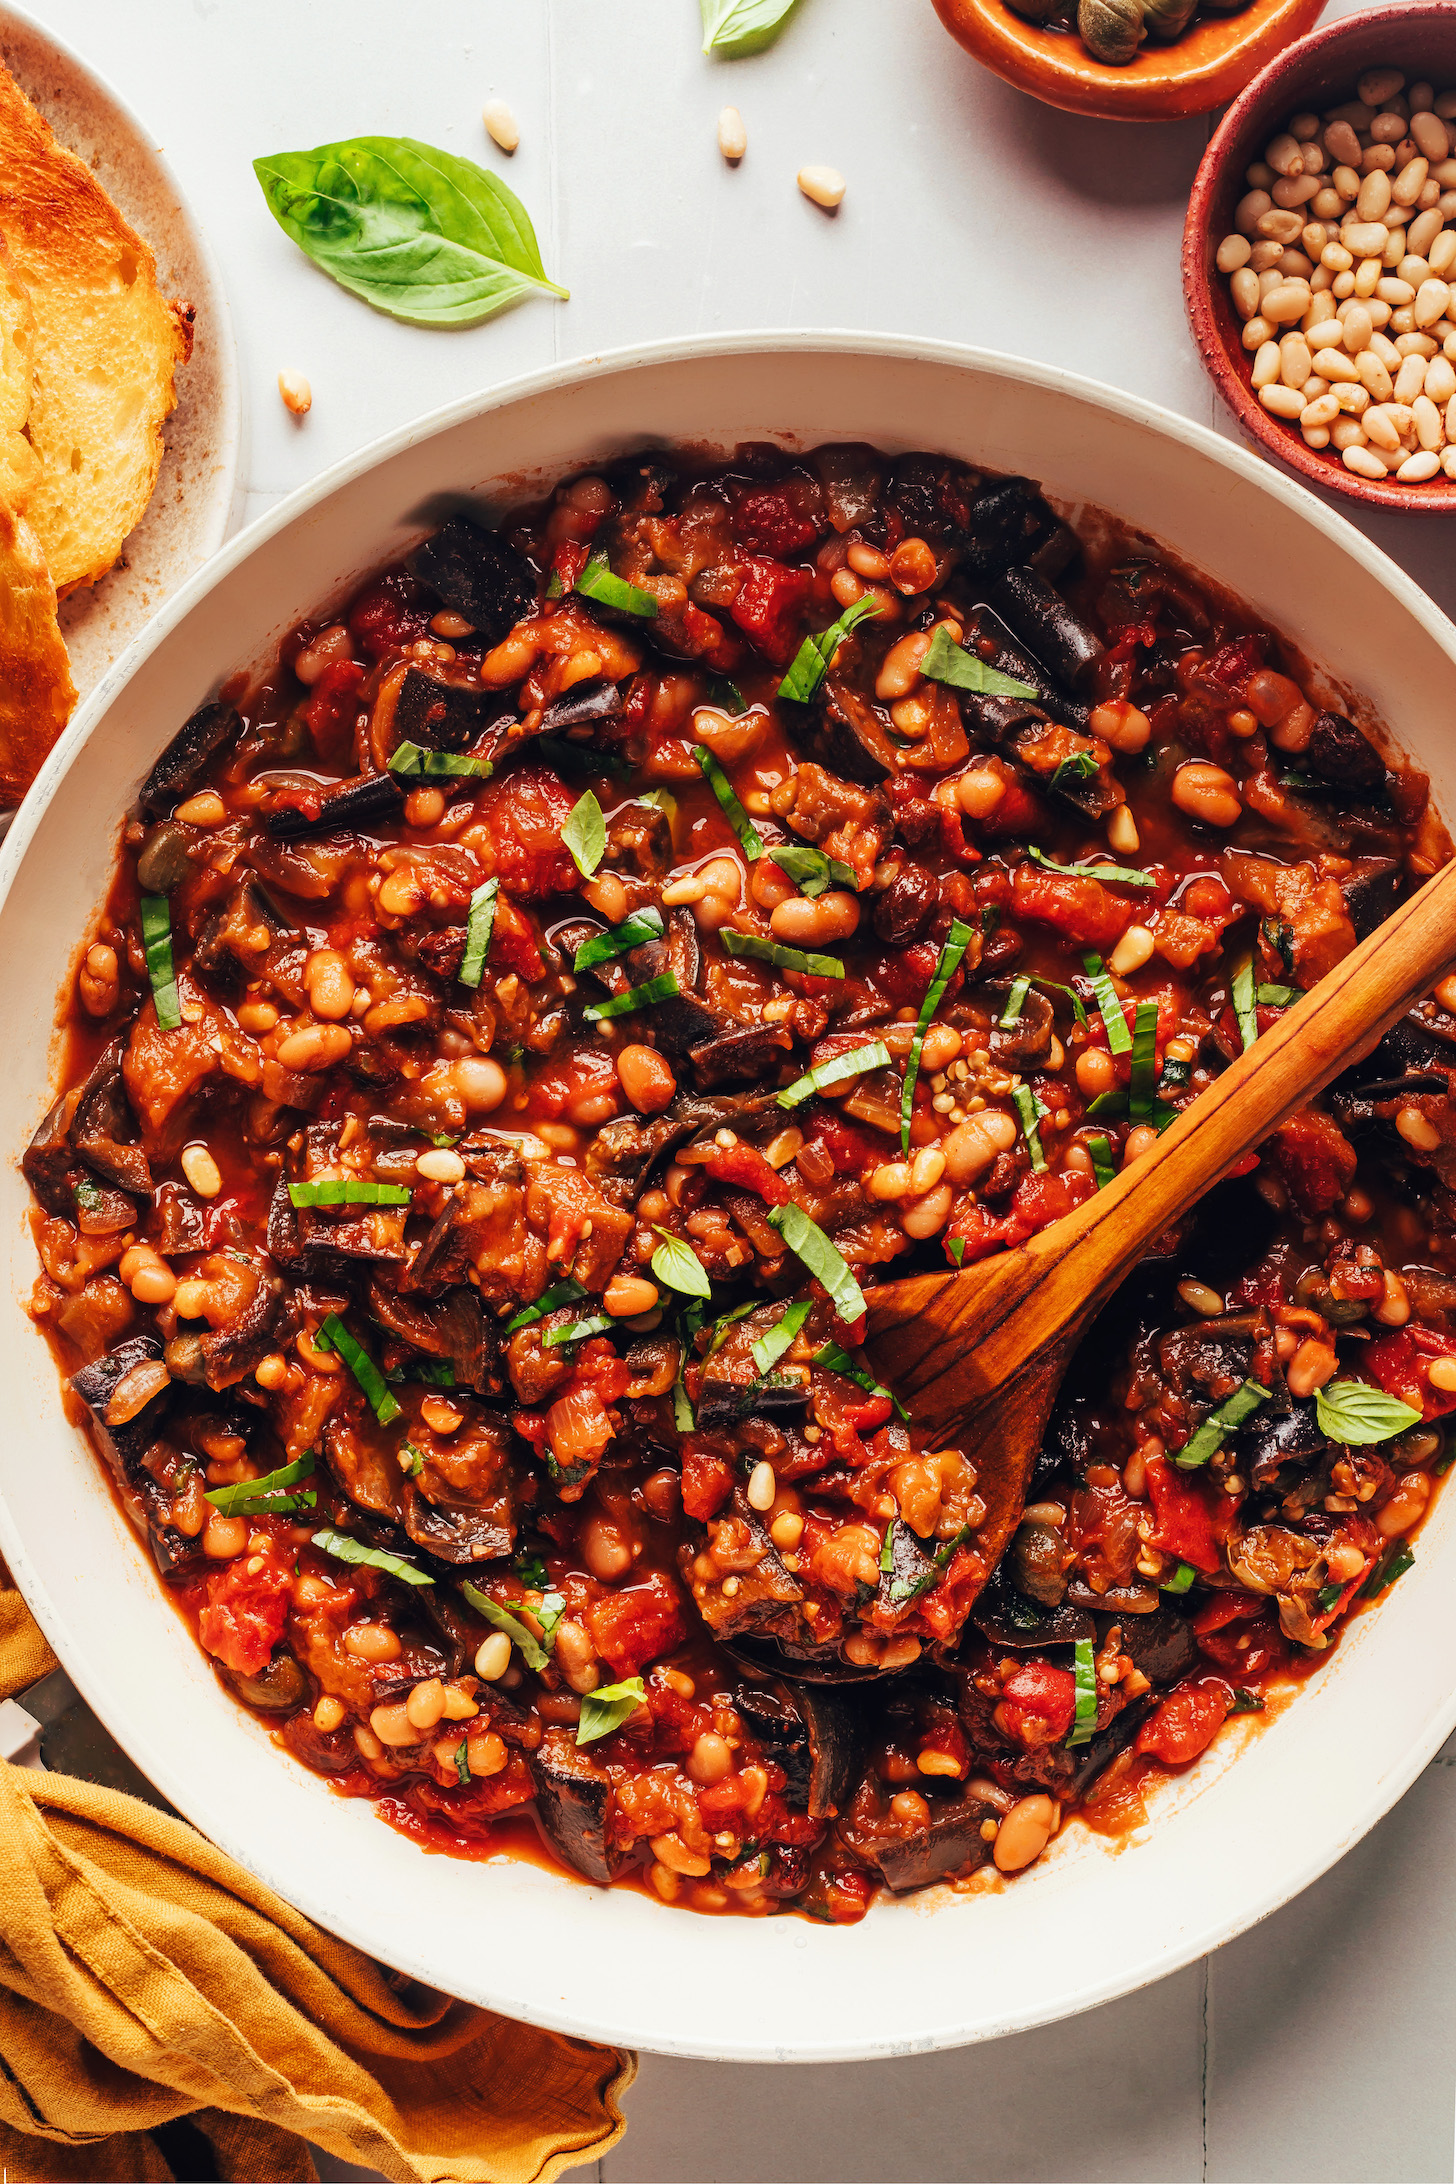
[0,1565,632,2183]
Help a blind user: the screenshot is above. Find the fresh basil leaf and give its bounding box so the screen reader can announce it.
[1176,1378,1268,1468]
[312,1527,433,1586]
[140,894,182,1031]
[316,1313,401,1426]
[459,878,499,989]
[1315,1380,1424,1445]
[751,1296,812,1376]
[947,1236,966,1266]
[515,1553,549,1589]
[777,1040,891,1109]
[581,971,681,1022]
[671,1377,696,1432]
[576,553,658,619]
[572,908,665,972]
[1229,1688,1265,1714]
[707,676,749,715]
[386,740,490,779]
[505,1278,587,1334]
[768,1204,865,1326]
[207,1452,317,1517]
[454,1741,471,1786]
[700,0,801,55]
[253,136,567,326]
[576,1675,648,1746]
[777,595,881,705]
[900,918,974,1153]
[460,1580,553,1672]
[1027,846,1155,889]
[288,1178,412,1209]
[920,625,1038,699]
[695,746,763,860]
[1030,976,1087,1028]
[1050,751,1100,796]
[1012,1084,1047,1173]
[1068,1635,1097,1746]
[719,928,844,978]
[73,1176,104,1214]
[638,787,677,823]
[1231,955,1258,1054]
[769,844,857,898]
[652,1227,712,1299]
[399,1443,426,1479]
[562,790,606,878]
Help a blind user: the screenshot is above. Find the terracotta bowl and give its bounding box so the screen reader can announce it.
[931,0,1326,122]
[1184,3,1456,514]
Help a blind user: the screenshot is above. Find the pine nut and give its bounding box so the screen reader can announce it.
[278,369,311,415]
[798,164,845,208]
[747,1461,776,1512]
[718,106,747,161]
[1108,925,1156,977]
[475,1632,512,1680]
[417,1147,466,1182]
[483,99,520,152]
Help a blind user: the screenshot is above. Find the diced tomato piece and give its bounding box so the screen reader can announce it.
[996,1660,1076,1747]
[1197,1607,1287,1679]
[1135,1675,1231,1765]
[730,486,820,559]
[587,1572,687,1676]
[705,1139,790,1204]
[805,1107,887,1177]
[862,939,951,1014]
[473,766,581,896]
[1204,635,1266,691]
[550,540,590,592]
[348,575,434,661]
[1011,862,1132,952]
[681,1446,734,1521]
[198,1556,291,1677]
[490,894,545,981]
[1181,875,1235,923]
[1191,1593,1264,1637]
[302,660,364,765]
[1269,1108,1357,1220]
[1144,1454,1231,1574]
[728,556,813,665]
[566,1338,631,1409]
[544,1383,614,1471]
[530,1046,620,1121]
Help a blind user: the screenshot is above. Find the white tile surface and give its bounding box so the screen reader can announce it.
[22,0,1456,2173]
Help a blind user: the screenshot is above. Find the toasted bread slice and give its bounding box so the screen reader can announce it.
[0,62,190,594]
[0,498,76,805]
[0,234,38,511]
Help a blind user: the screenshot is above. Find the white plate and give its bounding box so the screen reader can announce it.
[2,334,1454,2063]
[0,4,241,703]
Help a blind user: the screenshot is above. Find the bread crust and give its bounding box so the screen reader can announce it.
[0,232,38,510]
[0,498,77,805]
[0,62,189,593]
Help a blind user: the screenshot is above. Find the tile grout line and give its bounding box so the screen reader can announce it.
[1200,1953,1210,2184]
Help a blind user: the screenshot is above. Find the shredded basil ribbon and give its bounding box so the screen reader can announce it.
[813,1340,910,1421]
[1256,982,1299,1007]
[288,1177,411,1208]
[769,845,857,898]
[1127,1001,1161,1122]
[459,879,498,988]
[1027,846,1155,890]
[400,1443,426,1478]
[577,1675,648,1745]
[777,593,880,704]
[315,1313,401,1426]
[1031,976,1087,1028]
[1050,752,1100,795]
[1176,1378,1268,1468]
[777,1040,891,1109]
[1231,955,1258,1053]
[900,918,974,1153]
[694,746,763,860]
[1068,1636,1098,1746]
[545,1313,614,1347]
[768,1204,865,1326]
[460,1579,556,1671]
[206,1452,316,1517]
[887,1520,971,1605]
[1000,976,1031,1027]
[719,928,844,978]
[386,741,491,778]
[140,894,182,1031]
[582,971,680,1022]
[919,624,1038,699]
[1083,952,1132,1055]
[751,1296,812,1376]
[1086,1134,1116,1190]
[312,1527,433,1585]
[576,553,658,618]
[1360,1540,1415,1598]
[572,907,664,972]
[1160,1560,1196,1595]
[506,1278,587,1334]
[1012,1084,1047,1172]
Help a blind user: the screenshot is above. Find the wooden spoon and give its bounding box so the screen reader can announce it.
[862,857,1456,1601]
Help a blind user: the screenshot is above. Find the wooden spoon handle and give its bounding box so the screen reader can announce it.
[1006,851,1456,1337]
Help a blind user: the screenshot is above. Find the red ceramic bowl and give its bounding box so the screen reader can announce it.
[1184,3,1456,513]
